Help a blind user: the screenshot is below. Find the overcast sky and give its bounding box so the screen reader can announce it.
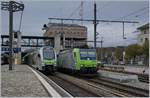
[1,0,149,47]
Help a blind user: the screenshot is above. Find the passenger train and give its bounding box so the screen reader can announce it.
[23,46,57,73]
[57,48,98,74]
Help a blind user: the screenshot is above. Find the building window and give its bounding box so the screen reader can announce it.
[144,30,147,34]
[145,38,148,42]
[141,38,143,42]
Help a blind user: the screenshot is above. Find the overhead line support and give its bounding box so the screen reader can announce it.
[94,2,97,48]
[1,1,24,70]
[48,18,138,23]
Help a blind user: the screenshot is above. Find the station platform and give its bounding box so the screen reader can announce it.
[1,64,49,97]
[98,70,139,83]
[103,64,149,75]
[98,70,149,90]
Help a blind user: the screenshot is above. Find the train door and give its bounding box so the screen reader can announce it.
[36,52,43,70]
[32,52,37,68]
[73,52,77,63]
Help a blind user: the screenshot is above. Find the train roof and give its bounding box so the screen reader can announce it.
[59,48,96,53]
[23,46,54,53]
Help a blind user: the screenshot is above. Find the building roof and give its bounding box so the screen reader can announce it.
[48,23,86,28]
[137,23,149,30]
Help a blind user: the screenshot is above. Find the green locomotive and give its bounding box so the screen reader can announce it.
[57,48,98,74]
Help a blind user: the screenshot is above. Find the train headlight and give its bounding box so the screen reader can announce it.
[54,63,57,66]
[41,62,45,66]
[54,61,57,66]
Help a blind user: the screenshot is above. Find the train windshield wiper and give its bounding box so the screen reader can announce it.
[44,57,54,60]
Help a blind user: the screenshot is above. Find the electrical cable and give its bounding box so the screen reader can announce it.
[17,1,24,32]
[97,2,111,18]
[68,4,81,19]
[18,10,24,32]
[118,6,149,20]
[99,6,148,28]
[131,10,148,19]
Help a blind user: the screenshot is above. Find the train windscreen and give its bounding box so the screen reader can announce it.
[43,48,55,60]
[80,49,96,60]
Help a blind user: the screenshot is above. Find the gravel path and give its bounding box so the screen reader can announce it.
[1,65,49,97]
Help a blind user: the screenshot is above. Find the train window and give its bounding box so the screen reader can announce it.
[74,52,77,62]
[74,52,76,58]
[37,54,41,58]
[80,49,96,60]
[43,48,55,59]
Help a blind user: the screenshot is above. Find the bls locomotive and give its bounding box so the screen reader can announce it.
[57,48,98,74]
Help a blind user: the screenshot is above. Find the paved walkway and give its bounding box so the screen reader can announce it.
[98,70,149,90]
[1,64,49,97]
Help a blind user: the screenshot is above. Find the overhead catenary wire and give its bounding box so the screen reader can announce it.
[96,6,148,39]
[18,10,24,32]
[128,10,148,20]
[18,1,24,32]
[100,6,148,27]
[68,3,81,19]
[97,2,112,19]
[117,6,149,20]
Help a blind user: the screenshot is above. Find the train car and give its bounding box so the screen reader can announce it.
[24,46,57,73]
[57,48,98,74]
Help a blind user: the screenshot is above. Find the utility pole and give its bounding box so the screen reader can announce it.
[61,20,65,49]
[100,37,103,61]
[79,1,83,25]
[94,1,97,49]
[122,22,127,39]
[1,1,24,70]
[9,1,13,70]
[17,31,22,64]
[122,22,126,64]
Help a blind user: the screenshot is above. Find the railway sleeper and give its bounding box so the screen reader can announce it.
[91,78,148,97]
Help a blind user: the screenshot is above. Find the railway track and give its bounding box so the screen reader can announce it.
[138,74,149,83]
[48,72,148,97]
[31,65,149,97]
[88,77,149,97]
[99,67,149,83]
[49,73,128,97]
[48,75,99,97]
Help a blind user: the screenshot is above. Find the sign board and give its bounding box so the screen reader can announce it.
[1,47,21,53]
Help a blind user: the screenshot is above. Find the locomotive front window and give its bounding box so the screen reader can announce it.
[43,48,55,59]
[80,49,96,60]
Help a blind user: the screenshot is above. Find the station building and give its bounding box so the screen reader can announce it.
[43,23,87,53]
[137,23,149,45]
[136,23,149,65]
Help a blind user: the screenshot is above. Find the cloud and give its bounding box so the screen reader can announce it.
[1,0,148,47]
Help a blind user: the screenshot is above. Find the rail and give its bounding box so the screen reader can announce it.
[89,77,149,97]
